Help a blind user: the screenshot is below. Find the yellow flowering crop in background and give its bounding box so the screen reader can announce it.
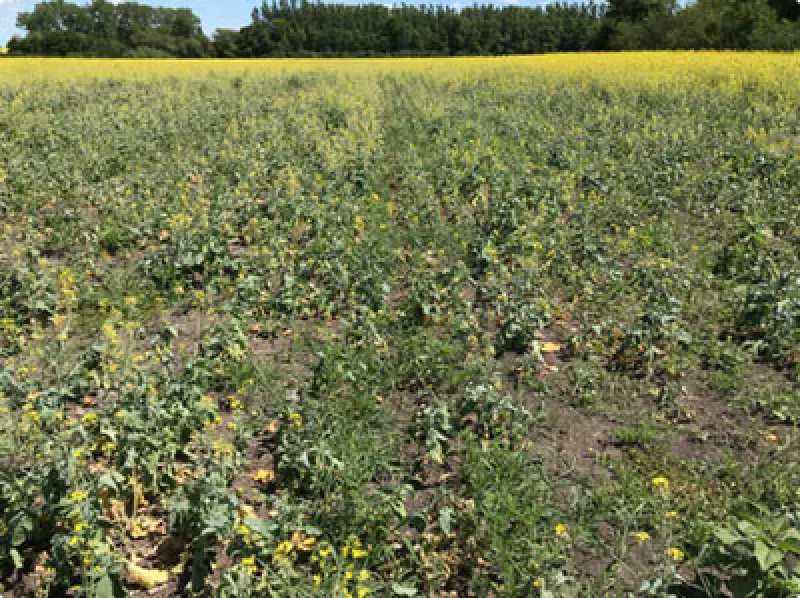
[0,53,797,93]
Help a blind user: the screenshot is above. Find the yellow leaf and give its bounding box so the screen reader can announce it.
[128,516,162,539]
[540,342,561,353]
[238,504,258,520]
[129,522,148,539]
[131,477,149,508]
[126,562,168,589]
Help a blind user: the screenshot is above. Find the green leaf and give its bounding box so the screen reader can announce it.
[391,582,418,596]
[766,548,784,571]
[737,520,759,537]
[10,548,23,569]
[93,574,115,598]
[727,570,759,598]
[439,507,454,534]
[97,471,123,492]
[780,536,800,553]
[754,540,771,571]
[714,527,740,546]
[11,519,32,547]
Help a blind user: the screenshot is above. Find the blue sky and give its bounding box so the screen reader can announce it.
[0,0,554,46]
[1,0,257,45]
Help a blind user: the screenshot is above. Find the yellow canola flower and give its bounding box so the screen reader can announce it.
[252,469,275,483]
[101,322,120,346]
[554,523,568,537]
[240,556,257,574]
[635,531,651,543]
[651,476,670,492]
[668,547,685,562]
[1,54,793,94]
[70,490,88,502]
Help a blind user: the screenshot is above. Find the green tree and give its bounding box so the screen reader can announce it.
[213,29,241,57]
[10,0,211,57]
[607,0,676,21]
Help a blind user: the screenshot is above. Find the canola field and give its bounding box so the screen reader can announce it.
[1,53,799,596]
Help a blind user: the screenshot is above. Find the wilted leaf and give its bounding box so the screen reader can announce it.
[128,515,162,539]
[126,562,169,589]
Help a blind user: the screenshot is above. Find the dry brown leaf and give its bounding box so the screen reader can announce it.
[87,462,111,475]
[101,498,127,522]
[174,464,190,484]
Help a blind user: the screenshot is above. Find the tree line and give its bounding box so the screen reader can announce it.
[6,0,800,58]
[7,1,211,57]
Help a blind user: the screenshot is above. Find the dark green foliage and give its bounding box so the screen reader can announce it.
[8,0,213,57]
[7,0,799,57]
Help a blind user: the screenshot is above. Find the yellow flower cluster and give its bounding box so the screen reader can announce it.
[273,532,317,565]
[310,539,371,595]
[239,556,258,575]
